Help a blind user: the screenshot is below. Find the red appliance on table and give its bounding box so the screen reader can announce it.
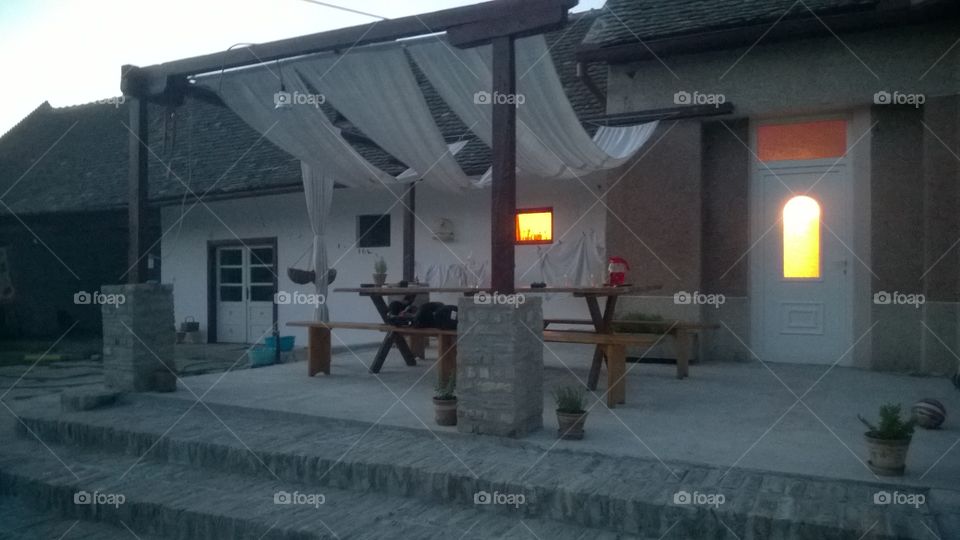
[607,256,629,286]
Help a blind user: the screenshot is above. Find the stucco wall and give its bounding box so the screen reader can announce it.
[160,176,607,348]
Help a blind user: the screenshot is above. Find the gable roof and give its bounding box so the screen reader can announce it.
[582,0,879,50]
[0,10,604,217]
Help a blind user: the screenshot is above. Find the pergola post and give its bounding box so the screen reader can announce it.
[403,184,416,282]
[127,96,150,284]
[489,35,517,294]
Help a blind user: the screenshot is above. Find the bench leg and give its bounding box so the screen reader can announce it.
[437,334,457,389]
[308,326,331,377]
[587,346,605,391]
[675,329,690,379]
[408,335,427,359]
[605,344,626,408]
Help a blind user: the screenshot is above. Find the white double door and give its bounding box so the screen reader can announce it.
[216,245,275,344]
[753,161,853,365]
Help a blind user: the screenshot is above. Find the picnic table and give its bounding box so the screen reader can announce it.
[333,285,663,376]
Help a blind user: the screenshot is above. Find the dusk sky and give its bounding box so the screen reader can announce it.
[0,0,605,135]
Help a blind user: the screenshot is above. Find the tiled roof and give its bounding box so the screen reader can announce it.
[582,0,879,49]
[0,10,603,216]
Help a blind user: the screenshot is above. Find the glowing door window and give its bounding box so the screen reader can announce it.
[783,196,821,278]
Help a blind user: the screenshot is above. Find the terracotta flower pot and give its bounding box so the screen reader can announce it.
[373,273,387,287]
[434,398,457,426]
[864,434,911,476]
[556,410,588,440]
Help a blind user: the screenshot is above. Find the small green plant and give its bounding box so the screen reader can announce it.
[612,312,667,334]
[373,257,387,274]
[434,377,456,400]
[858,403,915,440]
[553,385,586,414]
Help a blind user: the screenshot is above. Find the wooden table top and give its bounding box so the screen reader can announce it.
[333,284,662,296]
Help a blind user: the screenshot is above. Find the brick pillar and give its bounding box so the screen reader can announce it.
[101,283,177,392]
[456,296,543,437]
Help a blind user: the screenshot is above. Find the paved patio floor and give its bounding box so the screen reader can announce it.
[157,343,960,492]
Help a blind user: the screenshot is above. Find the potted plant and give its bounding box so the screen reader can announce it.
[373,257,388,287]
[433,377,457,426]
[858,403,915,476]
[554,385,588,440]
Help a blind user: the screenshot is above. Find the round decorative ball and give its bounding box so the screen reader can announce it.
[912,399,946,429]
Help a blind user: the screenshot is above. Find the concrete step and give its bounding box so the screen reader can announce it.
[0,495,165,540]
[0,437,643,540]
[12,394,954,540]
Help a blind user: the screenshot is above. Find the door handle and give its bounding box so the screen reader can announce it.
[836,259,848,275]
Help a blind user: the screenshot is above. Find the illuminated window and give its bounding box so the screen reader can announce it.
[758,120,847,162]
[515,208,553,245]
[783,196,821,279]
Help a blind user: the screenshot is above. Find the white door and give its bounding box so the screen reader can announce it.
[754,161,853,365]
[216,245,275,344]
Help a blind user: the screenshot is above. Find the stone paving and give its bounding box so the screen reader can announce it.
[6,393,956,539]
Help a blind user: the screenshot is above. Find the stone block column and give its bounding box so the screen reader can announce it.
[456,296,543,437]
[101,283,177,392]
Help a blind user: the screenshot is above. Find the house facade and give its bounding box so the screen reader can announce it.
[585,0,960,373]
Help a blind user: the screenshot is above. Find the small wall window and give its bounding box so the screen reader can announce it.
[357,214,391,248]
[783,196,821,279]
[758,120,847,162]
[515,207,553,245]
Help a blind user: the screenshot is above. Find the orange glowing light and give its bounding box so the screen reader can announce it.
[515,208,553,244]
[783,196,821,278]
[758,120,847,162]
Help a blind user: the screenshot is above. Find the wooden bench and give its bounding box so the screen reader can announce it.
[288,321,458,386]
[290,321,659,408]
[544,318,717,381]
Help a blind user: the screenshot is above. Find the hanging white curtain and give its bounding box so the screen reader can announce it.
[290,46,478,191]
[300,162,334,321]
[199,67,394,188]
[535,230,605,287]
[407,35,659,182]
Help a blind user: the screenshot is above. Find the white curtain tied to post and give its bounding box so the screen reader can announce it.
[301,162,334,321]
[407,35,659,183]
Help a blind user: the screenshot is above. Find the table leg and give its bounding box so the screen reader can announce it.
[308,326,331,377]
[438,333,457,389]
[675,328,690,379]
[408,335,427,359]
[606,344,626,407]
[369,294,418,369]
[586,295,618,391]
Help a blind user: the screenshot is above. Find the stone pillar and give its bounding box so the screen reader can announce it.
[456,296,543,437]
[101,283,177,392]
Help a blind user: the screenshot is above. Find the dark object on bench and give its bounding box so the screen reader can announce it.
[287,268,338,285]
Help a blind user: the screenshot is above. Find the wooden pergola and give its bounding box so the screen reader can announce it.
[121,0,579,294]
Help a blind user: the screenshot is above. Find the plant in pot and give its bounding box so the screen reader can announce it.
[433,377,457,426]
[858,403,915,476]
[373,257,388,287]
[554,385,588,440]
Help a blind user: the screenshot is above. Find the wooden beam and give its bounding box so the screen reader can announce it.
[125,0,576,99]
[447,0,574,48]
[127,97,150,284]
[581,103,735,127]
[403,184,416,282]
[489,36,517,294]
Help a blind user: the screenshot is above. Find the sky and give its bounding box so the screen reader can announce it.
[0,0,605,135]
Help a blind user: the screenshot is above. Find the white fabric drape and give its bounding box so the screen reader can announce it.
[200,68,394,188]
[290,46,478,191]
[301,162,334,321]
[407,35,659,182]
[536,230,605,287]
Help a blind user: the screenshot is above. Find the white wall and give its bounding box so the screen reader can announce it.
[160,174,608,348]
